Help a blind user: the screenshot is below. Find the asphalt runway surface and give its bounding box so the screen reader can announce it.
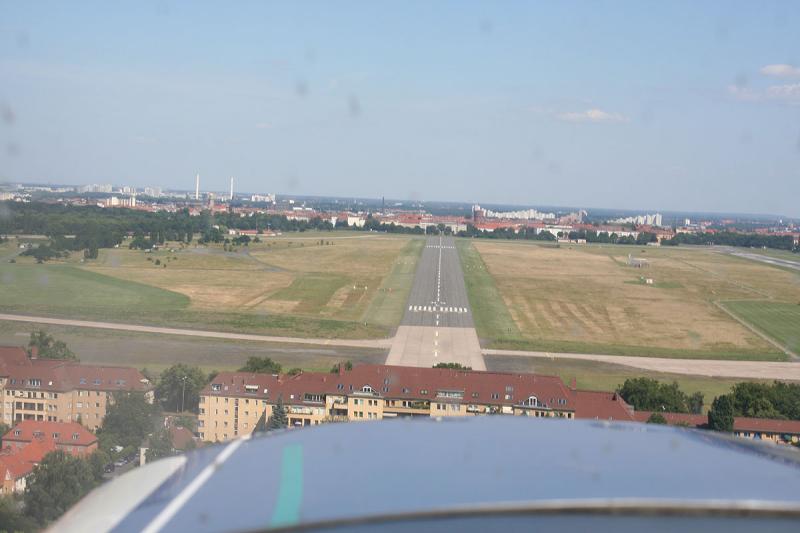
[400,235,473,328]
[726,250,800,272]
[387,236,485,370]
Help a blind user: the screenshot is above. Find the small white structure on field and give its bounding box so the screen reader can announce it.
[628,254,649,268]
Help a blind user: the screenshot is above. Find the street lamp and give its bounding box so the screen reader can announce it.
[180,375,188,413]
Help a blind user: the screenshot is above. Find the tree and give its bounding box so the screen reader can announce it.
[617,378,690,413]
[433,362,471,370]
[27,330,78,361]
[175,414,197,431]
[0,495,35,532]
[238,357,282,374]
[98,392,156,451]
[708,395,735,432]
[646,413,667,424]
[88,449,111,482]
[146,429,174,462]
[155,364,208,413]
[688,392,705,415]
[329,360,353,373]
[24,451,97,526]
[267,396,288,431]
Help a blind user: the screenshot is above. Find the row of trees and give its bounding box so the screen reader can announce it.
[707,381,800,431]
[4,202,798,254]
[664,231,796,250]
[617,378,800,434]
[617,378,704,414]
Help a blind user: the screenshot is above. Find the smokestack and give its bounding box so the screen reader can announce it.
[230,176,234,201]
[195,173,200,200]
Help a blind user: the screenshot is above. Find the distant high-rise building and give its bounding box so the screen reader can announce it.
[229,177,234,201]
[195,174,200,200]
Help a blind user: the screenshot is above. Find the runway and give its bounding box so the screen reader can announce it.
[386,235,485,370]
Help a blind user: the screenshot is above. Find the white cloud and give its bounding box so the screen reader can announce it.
[760,64,800,79]
[765,83,800,104]
[555,108,628,123]
[727,84,761,102]
[728,83,800,105]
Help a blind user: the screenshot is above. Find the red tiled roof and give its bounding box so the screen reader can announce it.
[573,390,635,421]
[0,439,57,480]
[2,421,97,448]
[634,411,800,435]
[203,365,574,410]
[170,426,196,450]
[0,346,28,376]
[0,345,151,393]
[632,411,706,426]
[0,452,35,480]
[734,416,800,434]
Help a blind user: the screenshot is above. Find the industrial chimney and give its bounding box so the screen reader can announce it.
[195,173,200,200]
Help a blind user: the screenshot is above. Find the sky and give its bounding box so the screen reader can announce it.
[0,1,799,217]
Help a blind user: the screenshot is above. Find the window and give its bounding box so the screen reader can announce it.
[80,378,87,385]
[52,432,60,439]
[337,383,344,390]
[29,379,41,387]
[211,384,221,392]
[420,389,428,395]
[472,392,479,398]
[402,387,410,394]
[72,433,79,440]
[94,379,101,385]
[491,393,499,400]
[362,385,373,393]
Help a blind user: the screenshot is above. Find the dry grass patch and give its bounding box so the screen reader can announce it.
[473,241,789,356]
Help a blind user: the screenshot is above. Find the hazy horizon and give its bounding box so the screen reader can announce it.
[1,1,799,217]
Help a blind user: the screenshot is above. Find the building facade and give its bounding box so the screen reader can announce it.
[199,365,578,442]
[0,346,154,430]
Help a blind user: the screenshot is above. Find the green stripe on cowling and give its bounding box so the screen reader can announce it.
[270,444,304,527]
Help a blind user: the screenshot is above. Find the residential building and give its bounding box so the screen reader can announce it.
[632,411,800,445]
[2,420,98,457]
[0,346,154,430]
[198,364,576,442]
[0,439,55,494]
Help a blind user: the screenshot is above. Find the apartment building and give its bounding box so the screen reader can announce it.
[0,346,153,430]
[199,364,577,442]
[2,420,98,457]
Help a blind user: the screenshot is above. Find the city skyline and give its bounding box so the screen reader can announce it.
[1,2,799,216]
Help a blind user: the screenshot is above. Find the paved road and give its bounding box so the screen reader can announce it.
[387,236,485,370]
[484,349,800,381]
[2,312,798,380]
[0,313,392,349]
